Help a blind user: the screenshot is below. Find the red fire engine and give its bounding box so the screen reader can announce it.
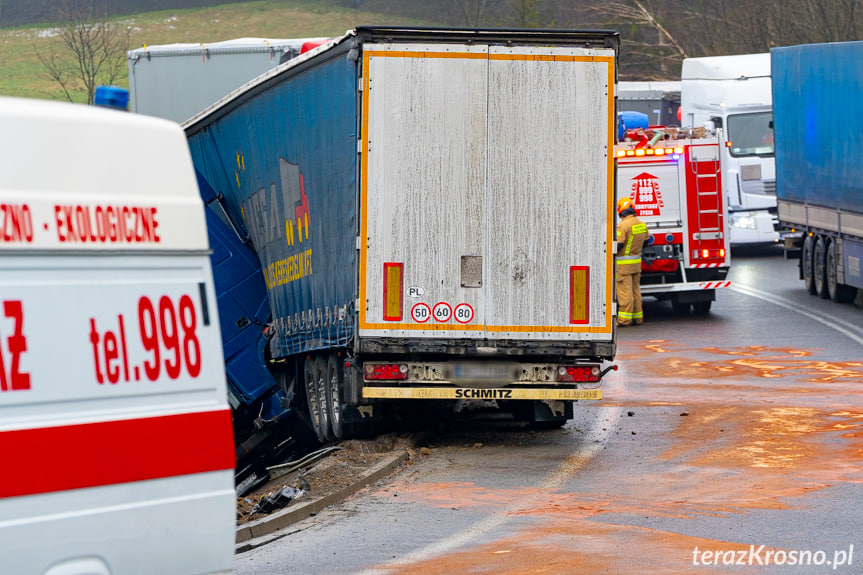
[615,126,731,314]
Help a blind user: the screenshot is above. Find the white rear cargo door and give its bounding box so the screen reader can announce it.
[485,45,614,340]
[360,42,615,340]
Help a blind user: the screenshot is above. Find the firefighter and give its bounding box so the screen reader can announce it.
[616,197,650,326]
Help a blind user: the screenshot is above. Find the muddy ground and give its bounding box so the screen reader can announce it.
[236,433,421,524]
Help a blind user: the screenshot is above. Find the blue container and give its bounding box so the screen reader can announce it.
[94,85,129,110]
[618,110,649,140]
[772,42,863,215]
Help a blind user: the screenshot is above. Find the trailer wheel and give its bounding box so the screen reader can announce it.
[692,300,712,315]
[304,356,326,444]
[671,298,691,315]
[802,234,816,294]
[814,236,830,299]
[827,240,856,303]
[326,354,345,441]
[315,355,335,442]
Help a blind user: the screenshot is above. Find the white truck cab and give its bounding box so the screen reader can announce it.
[0,97,235,574]
[681,53,780,247]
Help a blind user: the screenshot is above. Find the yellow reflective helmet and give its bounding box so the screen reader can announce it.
[617,197,634,214]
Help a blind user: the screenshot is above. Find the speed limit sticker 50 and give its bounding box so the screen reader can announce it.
[410,303,431,323]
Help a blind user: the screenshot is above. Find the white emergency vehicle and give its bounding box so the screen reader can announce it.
[615,126,731,314]
[0,96,235,575]
[681,53,778,247]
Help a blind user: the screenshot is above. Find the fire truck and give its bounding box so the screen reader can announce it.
[615,126,731,314]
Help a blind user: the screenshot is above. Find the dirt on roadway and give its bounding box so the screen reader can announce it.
[236,433,419,525]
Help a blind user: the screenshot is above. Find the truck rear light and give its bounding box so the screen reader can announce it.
[557,365,601,382]
[383,262,403,321]
[673,147,684,154]
[569,266,589,324]
[364,363,409,380]
[694,248,725,259]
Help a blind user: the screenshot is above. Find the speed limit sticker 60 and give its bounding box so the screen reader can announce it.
[432,302,452,322]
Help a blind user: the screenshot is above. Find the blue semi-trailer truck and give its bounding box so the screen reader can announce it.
[182,26,621,450]
[772,42,863,303]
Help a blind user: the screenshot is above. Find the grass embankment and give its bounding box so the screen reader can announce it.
[0,0,440,102]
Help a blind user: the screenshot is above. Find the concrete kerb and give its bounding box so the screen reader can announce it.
[235,450,410,553]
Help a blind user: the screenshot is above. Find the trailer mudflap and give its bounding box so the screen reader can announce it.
[362,387,602,400]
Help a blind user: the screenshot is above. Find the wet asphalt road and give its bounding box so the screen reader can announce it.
[236,244,863,574]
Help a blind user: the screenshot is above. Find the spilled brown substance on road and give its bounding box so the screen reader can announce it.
[375,522,771,575]
[368,342,863,573]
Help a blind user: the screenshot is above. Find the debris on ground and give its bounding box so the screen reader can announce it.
[236,433,416,524]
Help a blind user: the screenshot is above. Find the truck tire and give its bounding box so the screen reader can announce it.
[814,236,830,299]
[802,234,816,294]
[827,240,857,303]
[692,300,712,315]
[315,355,335,442]
[671,297,691,315]
[304,356,327,444]
[326,354,345,441]
[510,400,570,429]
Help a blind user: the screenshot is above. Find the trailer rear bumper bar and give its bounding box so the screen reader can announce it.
[361,387,602,400]
[641,280,730,294]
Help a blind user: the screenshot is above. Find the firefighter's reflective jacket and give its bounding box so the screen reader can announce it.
[616,213,649,275]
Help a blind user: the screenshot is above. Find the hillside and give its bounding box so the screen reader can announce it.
[0,0,443,102]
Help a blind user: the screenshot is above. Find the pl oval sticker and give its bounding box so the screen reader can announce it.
[407,286,425,298]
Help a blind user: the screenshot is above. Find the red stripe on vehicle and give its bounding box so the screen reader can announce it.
[0,410,235,499]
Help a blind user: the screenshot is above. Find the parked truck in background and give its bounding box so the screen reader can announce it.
[618,81,681,127]
[128,37,329,123]
[616,127,730,314]
[772,41,863,304]
[681,53,780,247]
[182,26,620,449]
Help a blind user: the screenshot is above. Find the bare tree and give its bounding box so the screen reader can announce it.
[587,0,688,79]
[586,0,863,80]
[34,0,130,104]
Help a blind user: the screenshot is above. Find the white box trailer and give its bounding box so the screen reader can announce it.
[128,37,330,123]
[184,27,621,437]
